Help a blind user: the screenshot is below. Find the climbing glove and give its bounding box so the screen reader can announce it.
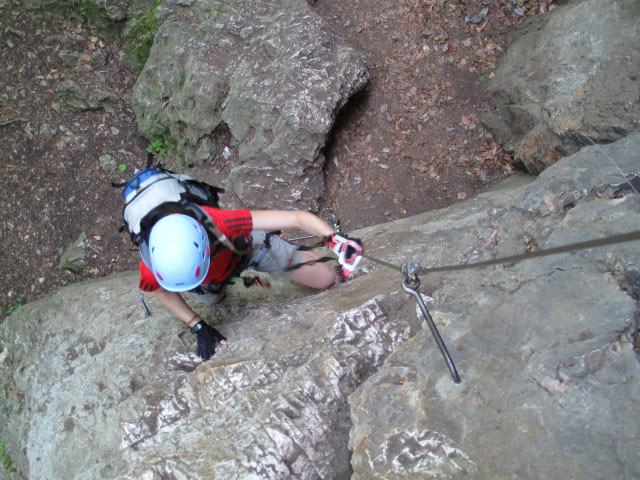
[324,233,364,281]
[190,320,226,360]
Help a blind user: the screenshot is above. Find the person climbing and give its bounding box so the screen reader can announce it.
[118,158,363,360]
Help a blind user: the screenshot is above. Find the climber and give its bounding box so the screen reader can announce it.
[141,208,363,358]
[116,160,363,360]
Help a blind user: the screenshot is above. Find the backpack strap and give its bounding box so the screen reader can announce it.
[180,202,251,256]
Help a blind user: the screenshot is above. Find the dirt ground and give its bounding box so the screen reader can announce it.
[0,0,555,319]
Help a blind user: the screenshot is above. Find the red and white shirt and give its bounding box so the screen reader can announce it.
[138,207,253,292]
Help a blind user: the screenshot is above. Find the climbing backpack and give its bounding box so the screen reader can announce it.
[116,156,225,247]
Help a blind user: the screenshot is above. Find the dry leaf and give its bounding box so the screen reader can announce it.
[487,228,498,245]
[457,192,467,200]
[461,115,472,126]
[524,235,538,252]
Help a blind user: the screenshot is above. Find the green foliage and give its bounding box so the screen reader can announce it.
[62,259,75,271]
[124,0,163,70]
[478,76,486,83]
[118,163,127,172]
[76,0,111,30]
[146,137,167,157]
[0,442,13,473]
[7,299,22,315]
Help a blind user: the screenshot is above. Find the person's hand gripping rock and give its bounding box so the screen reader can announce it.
[190,320,226,359]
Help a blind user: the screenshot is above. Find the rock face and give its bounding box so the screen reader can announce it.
[131,0,369,210]
[0,274,420,479]
[2,134,639,479]
[349,133,640,479]
[481,0,640,174]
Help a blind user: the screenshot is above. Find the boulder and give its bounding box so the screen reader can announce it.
[131,0,369,210]
[58,232,88,273]
[1,135,639,479]
[55,80,118,112]
[481,0,640,173]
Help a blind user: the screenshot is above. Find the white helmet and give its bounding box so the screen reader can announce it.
[148,214,211,292]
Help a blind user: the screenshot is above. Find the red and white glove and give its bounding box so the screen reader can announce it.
[324,233,364,281]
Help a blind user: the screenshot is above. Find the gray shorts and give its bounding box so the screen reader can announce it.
[246,230,302,278]
[187,231,301,304]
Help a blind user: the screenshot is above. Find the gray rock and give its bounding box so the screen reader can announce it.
[55,125,79,149]
[2,134,639,479]
[46,32,86,44]
[23,122,36,138]
[0,275,419,479]
[481,0,640,173]
[57,232,88,272]
[6,27,26,38]
[58,49,80,67]
[55,79,118,112]
[132,0,369,210]
[39,123,57,139]
[99,153,117,171]
[26,0,132,28]
[90,49,108,66]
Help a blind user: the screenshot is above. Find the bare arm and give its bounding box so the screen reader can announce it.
[153,288,201,328]
[250,210,335,238]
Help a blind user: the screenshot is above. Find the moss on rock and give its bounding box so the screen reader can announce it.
[122,0,163,73]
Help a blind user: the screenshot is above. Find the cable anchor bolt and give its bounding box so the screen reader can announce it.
[136,292,151,317]
[401,262,460,384]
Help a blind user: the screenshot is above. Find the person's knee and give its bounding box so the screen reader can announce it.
[288,260,336,289]
[314,264,337,289]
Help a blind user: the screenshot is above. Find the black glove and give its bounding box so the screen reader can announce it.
[191,321,226,359]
